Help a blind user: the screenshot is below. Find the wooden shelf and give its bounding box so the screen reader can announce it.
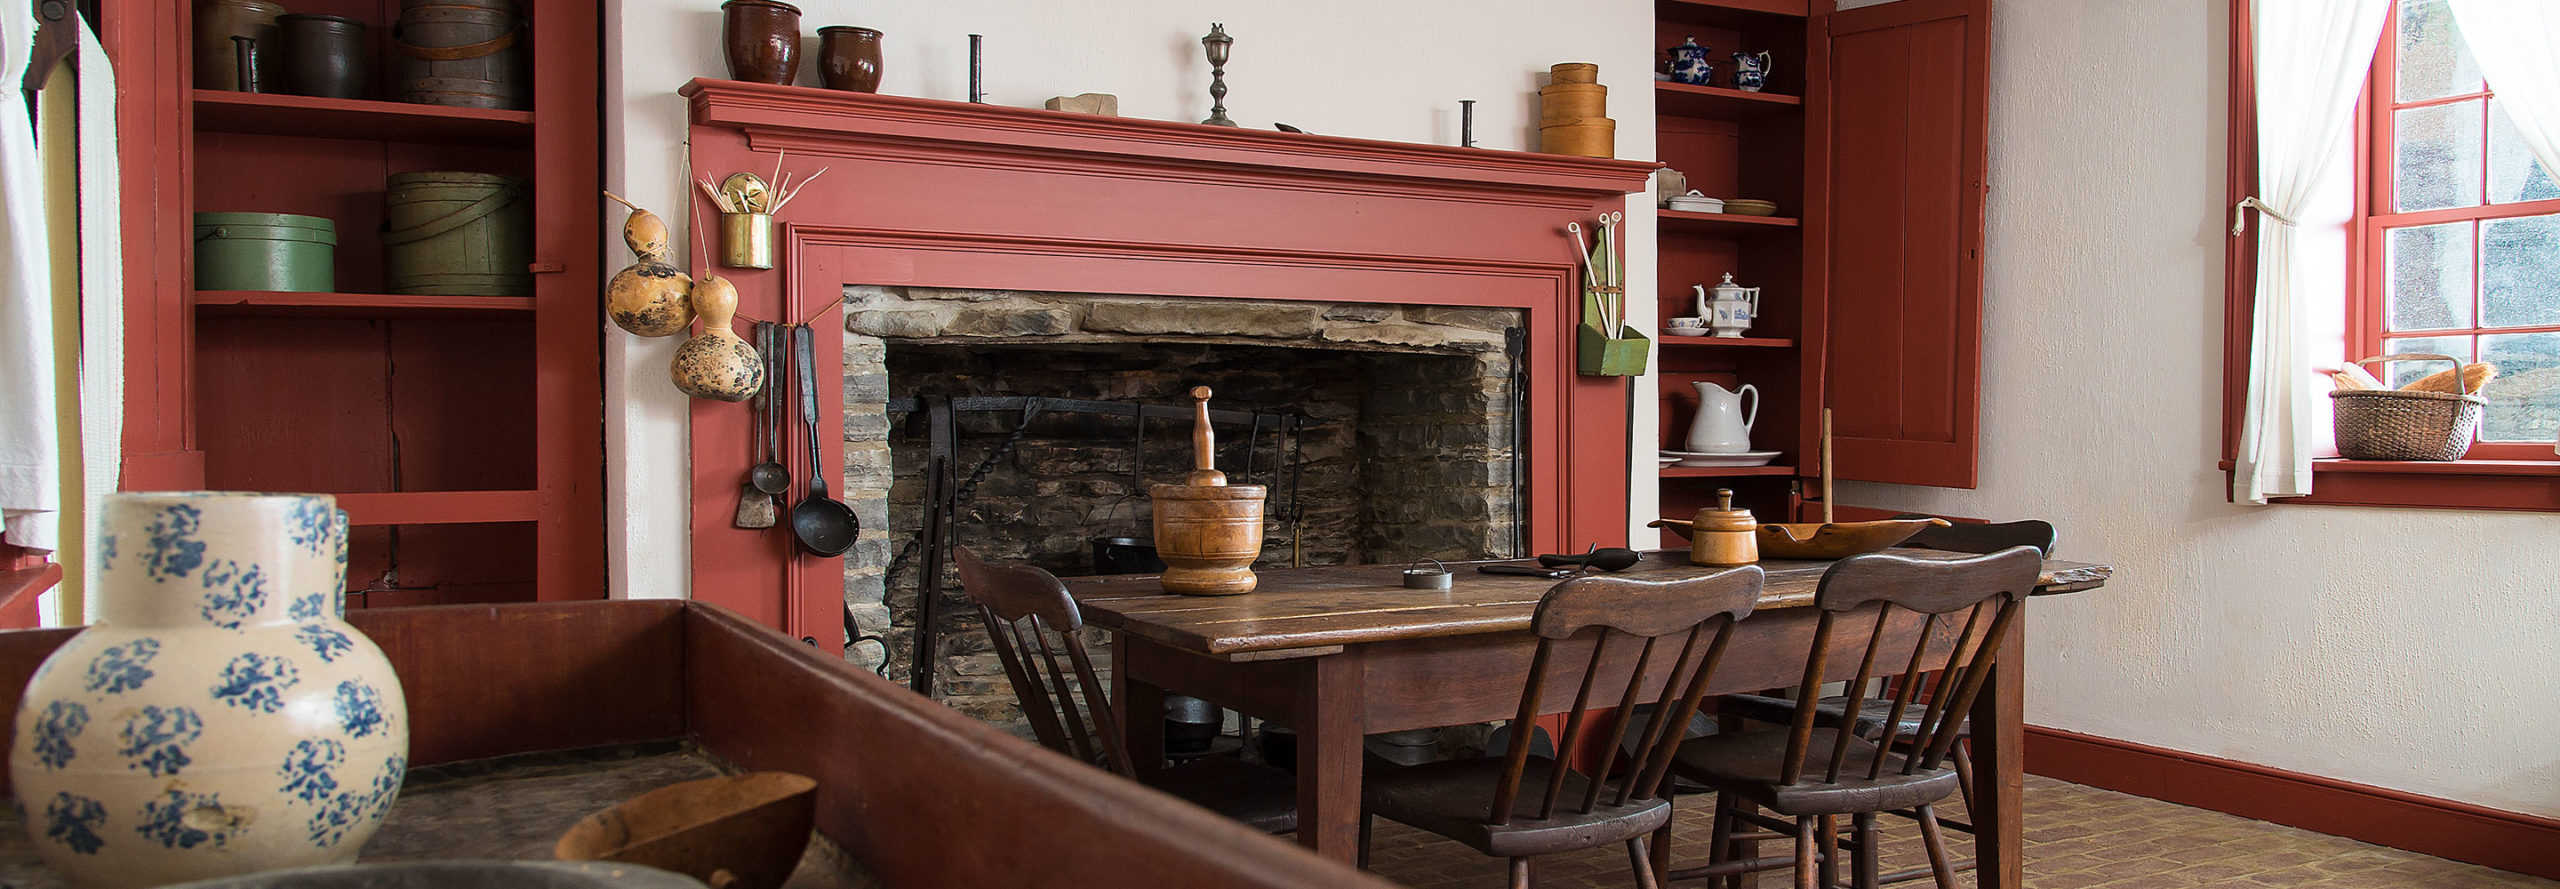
[193,90,534,146]
[1659,209,1801,236]
[337,491,543,527]
[1660,464,1798,478]
[1660,335,1796,349]
[1657,82,1803,120]
[1656,0,1809,29]
[195,290,536,319]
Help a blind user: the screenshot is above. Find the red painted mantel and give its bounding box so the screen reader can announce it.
[680,80,1657,650]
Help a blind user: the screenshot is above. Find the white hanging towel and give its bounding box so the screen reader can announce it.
[0,4,62,552]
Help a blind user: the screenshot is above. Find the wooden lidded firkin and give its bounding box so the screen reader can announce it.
[395,0,526,110]
[1687,488,1758,567]
[1150,387,1267,596]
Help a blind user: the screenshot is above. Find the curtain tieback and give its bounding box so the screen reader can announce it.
[2231,196,2297,236]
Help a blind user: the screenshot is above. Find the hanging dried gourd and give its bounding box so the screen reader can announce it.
[670,275,763,402]
[603,191,696,337]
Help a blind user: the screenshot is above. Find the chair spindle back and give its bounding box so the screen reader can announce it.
[952,546,1135,776]
[1486,566,1766,826]
[1776,547,2044,788]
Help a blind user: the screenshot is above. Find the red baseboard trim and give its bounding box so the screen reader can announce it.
[2026,726,2560,880]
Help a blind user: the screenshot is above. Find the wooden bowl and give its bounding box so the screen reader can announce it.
[556,772,818,889]
[1755,518,1950,560]
[1721,199,1779,217]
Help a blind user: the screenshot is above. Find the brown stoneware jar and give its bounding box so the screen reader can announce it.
[817,26,883,93]
[722,0,803,85]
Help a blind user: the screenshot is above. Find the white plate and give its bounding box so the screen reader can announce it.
[1663,327,1713,337]
[1660,450,1782,467]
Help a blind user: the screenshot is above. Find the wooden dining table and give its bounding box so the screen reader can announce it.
[1063,549,2111,889]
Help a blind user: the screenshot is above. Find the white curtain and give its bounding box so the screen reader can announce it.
[2444,1,2560,453]
[2232,0,2392,506]
[0,4,61,549]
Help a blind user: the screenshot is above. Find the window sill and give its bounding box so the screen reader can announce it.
[2219,458,2560,511]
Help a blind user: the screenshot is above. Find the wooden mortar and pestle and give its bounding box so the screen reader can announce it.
[1150,387,1268,596]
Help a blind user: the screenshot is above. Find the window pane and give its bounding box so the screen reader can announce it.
[2386,223,2474,331]
[2380,336,2473,388]
[2479,332,2560,441]
[2396,0,2484,103]
[2488,99,2560,204]
[2482,213,2560,327]
[2396,101,2486,212]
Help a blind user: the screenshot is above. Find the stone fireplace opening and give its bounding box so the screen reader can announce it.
[839,286,1527,727]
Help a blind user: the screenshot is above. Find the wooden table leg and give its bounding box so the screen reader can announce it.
[1114,631,1166,782]
[1294,648,1366,862]
[1970,609,2026,889]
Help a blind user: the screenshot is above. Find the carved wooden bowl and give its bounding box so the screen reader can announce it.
[556,772,817,889]
[1755,518,1950,560]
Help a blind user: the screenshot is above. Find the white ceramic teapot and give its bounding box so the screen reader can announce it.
[1684,381,1759,454]
[1692,273,1760,338]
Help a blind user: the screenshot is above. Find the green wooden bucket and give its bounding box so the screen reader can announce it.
[193,212,338,292]
[383,171,532,296]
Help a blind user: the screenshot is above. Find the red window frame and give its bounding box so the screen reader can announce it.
[2221,0,2560,512]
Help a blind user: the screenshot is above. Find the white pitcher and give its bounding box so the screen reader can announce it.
[1685,381,1758,454]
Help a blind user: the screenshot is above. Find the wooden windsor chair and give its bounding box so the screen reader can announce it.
[1360,566,1767,889]
[1717,517,2056,844]
[952,546,1298,833]
[1659,547,2044,889]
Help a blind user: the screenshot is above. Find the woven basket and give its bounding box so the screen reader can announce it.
[2329,353,2485,461]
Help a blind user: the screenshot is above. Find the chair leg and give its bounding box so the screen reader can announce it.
[1850,812,1880,889]
[1628,835,1660,889]
[1651,821,1673,882]
[1793,816,1820,889]
[1815,814,1840,889]
[1510,856,1534,889]
[1951,738,1977,816]
[1357,812,1372,870]
[1914,805,1960,889]
[1706,794,1737,889]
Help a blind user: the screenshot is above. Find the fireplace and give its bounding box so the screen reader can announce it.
[839,286,1528,709]
[680,80,1653,659]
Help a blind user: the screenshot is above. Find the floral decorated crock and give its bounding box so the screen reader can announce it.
[9,492,409,889]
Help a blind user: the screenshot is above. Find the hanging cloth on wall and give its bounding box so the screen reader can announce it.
[2230,0,2391,506]
[0,1,62,551]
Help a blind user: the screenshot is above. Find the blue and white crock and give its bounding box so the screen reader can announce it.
[9,493,408,889]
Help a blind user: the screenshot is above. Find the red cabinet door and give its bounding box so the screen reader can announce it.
[1817,0,1991,488]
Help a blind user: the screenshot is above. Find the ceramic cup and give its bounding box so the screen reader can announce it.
[1667,317,1709,330]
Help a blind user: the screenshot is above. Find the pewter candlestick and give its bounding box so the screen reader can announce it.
[1461,99,1477,147]
[1201,23,1236,126]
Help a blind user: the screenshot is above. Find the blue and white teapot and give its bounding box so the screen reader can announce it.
[1668,37,1713,85]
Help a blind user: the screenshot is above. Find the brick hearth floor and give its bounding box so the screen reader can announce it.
[1361,774,2555,888]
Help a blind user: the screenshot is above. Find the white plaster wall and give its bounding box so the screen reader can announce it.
[602,4,1661,583]
[1836,0,2560,818]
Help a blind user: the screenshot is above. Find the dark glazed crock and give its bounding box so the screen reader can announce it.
[722,0,803,85]
[817,26,883,93]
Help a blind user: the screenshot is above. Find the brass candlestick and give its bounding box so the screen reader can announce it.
[1201,23,1237,126]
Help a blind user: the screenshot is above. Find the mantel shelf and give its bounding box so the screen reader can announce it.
[196,290,536,319]
[193,90,534,145]
[1656,82,1803,120]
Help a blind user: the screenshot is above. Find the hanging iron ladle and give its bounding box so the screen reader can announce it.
[790,324,859,555]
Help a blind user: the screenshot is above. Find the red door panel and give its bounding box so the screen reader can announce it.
[1821,0,1989,489]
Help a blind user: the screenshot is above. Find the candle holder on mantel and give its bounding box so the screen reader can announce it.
[1200,24,1237,126]
[1150,387,1266,595]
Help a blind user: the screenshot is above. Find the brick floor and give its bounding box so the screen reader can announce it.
[1361,774,2557,889]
